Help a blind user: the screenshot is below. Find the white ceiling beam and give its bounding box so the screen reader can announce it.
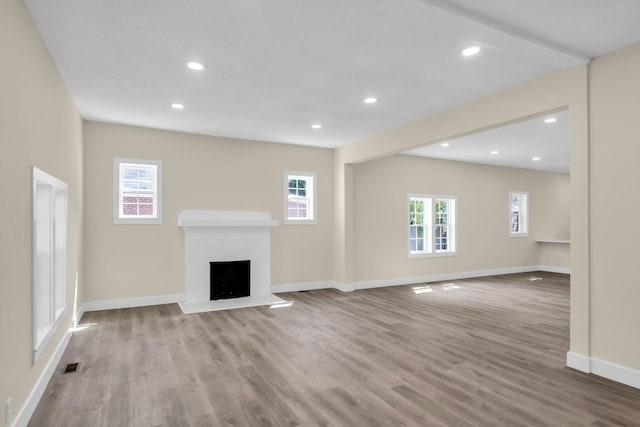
[418,0,591,63]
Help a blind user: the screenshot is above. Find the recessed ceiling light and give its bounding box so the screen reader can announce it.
[441,143,450,147]
[364,97,377,104]
[462,46,481,56]
[490,150,499,155]
[544,117,557,123]
[187,62,205,71]
[311,124,322,129]
[533,156,541,161]
[171,103,185,110]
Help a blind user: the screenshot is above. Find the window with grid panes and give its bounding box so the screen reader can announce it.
[509,191,528,236]
[285,172,316,224]
[409,195,456,256]
[114,158,162,224]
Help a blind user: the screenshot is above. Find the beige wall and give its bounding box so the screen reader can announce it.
[539,243,570,270]
[589,43,640,370]
[6,0,639,416]
[83,121,334,301]
[352,155,570,282]
[0,0,84,423]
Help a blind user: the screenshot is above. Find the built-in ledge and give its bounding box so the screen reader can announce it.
[536,239,571,244]
[178,210,283,314]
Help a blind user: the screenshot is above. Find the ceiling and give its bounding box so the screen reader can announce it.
[23,0,640,151]
[404,111,569,173]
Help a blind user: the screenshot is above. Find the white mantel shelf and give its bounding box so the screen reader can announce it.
[178,210,278,228]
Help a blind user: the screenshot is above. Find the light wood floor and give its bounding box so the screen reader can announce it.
[30,273,640,426]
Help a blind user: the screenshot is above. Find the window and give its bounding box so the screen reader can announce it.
[284,171,316,224]
[114,158,162,224]
[32,167,67,362]
[510,191,528,236]
[409,194,456,256]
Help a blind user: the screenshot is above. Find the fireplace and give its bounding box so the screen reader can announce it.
[210,260,250,300]
[178,210,284,313]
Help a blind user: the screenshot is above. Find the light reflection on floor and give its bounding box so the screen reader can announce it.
[413,282,461,294]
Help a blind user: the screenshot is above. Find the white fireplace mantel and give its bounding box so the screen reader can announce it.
[178,210,279,229]
[178,210,282,314]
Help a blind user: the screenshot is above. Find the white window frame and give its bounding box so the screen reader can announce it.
[408,194,457,258]
[32,167,67,362]
[113,158,163,224]
[509,191,529,237]
[284,171,317,225]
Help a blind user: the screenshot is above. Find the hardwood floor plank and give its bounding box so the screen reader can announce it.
[29,272,640,426]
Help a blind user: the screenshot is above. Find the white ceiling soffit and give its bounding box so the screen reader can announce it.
[22,1,640,148]
[404,111,569,173]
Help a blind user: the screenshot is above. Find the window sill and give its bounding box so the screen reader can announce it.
[409,251,457,259]
[509,233,529,238]
[284,219,317,225]
[114,217,163,225]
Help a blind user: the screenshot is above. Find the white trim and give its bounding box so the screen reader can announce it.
[333,282,356,292]
[566,351,591,373]
[566,352,640,390]
[408,251,458,259]
[32,167,68,363]
[536,239,571,244]
[509,191,529,237]
[271,281,338,294]
[284,171,317,225]
[80,293,183,313]
[178,210,277,228]
[11,322,73,427]
[74,303,87,326]
[538,265,571,274]
[113,157,163,225]
[408,193,457,257]
[272,266,568,294]
[353,265,540,290]
[592,358,640,389]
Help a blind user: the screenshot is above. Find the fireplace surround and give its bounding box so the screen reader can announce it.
[178,210,283,313]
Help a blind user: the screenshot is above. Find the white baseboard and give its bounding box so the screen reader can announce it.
[272,265,565,295]
[74,304,87,325]
[271,281,338,294]
[566,351,640,389]
[566,351,591,373]
[353,265,541,291]
[592,358,640,389]
[11,322,73,427]
[80,293,184,313]
[333,282,356,292]
[539,265,571,274]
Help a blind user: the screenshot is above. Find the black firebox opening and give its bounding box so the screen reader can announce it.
[210,260,250,300]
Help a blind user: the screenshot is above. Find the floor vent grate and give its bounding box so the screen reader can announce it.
[63,362,80,374]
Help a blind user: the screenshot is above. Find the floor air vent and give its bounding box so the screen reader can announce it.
[63,362,80,374]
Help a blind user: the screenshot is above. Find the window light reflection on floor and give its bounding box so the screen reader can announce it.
[414,283,462,294]
[413,285,433,294]
[270,301,294,309]
[70,323,98,332]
